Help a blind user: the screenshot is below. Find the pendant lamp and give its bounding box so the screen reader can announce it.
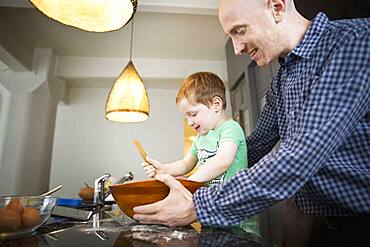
[105,19,150,123]
[29,0,137,32]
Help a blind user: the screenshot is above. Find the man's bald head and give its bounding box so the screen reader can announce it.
[219,0,294,26]
[219,0,263,21]
[217,0,308,66]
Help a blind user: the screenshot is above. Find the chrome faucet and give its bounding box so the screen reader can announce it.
[93,171,134,205]
[92,172,134,231]
[93,173,111,206]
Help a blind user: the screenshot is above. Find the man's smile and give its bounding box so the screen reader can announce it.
[248,48,258,59]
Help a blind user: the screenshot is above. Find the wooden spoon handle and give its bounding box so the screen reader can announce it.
[133,140,148,162]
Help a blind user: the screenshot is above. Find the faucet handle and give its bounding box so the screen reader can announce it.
[94,173,111,187]
[103,172,134,200]
[93,173,111,204]
[117,171,134,184]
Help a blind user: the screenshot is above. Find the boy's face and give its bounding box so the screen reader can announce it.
[177,98,220,136]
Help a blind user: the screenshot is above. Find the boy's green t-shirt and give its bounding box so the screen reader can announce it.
[190,120,247,185]
[189,120,260,236]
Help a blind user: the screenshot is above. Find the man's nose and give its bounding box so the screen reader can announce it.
[232,39,244,55]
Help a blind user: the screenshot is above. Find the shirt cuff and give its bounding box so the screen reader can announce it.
[194,186,214,225]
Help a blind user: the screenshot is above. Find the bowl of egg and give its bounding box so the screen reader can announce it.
[0,196,57,238]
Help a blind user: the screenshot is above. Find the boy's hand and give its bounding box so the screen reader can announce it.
[142,162,156,177]
[141,156,162,178]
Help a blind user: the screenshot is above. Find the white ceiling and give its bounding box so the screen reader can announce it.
[0,0,227,61]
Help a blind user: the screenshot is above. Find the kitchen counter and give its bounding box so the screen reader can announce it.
[0,209,270,246]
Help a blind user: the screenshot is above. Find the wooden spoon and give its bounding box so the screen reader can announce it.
[133,139,148,162]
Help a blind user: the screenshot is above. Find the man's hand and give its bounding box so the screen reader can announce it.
[133,173,198,227]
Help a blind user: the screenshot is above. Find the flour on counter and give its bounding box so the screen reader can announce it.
[129,224,198,244]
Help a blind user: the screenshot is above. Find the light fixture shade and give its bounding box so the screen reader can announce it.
[29,0,137,32]
[105,61,149,123]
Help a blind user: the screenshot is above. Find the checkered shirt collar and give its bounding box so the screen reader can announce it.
[279,12,329,65]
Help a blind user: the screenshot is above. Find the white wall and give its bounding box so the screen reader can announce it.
[0,91,58,195]
[50,86,184,198]
[0,49,62,196]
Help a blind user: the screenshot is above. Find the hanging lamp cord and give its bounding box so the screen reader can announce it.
[129,18,134,60]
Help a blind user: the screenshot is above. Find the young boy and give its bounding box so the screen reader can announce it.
[143,71,259,236]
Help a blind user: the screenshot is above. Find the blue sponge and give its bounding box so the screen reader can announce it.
[57,198,83,207]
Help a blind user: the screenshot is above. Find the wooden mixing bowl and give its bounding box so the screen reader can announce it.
[109,178,205,218]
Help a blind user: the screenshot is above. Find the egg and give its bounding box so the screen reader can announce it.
[5,199,24,215]
[21,208,41,228]
[0,208,22,231]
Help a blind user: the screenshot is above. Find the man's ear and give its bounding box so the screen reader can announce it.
[268,0,286,23]
[212,96,223,112]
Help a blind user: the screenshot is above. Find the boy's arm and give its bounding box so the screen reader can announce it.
[146,152,197,177]
[187,141,238,182]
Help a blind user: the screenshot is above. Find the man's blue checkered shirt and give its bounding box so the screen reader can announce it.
[194,13,370,227]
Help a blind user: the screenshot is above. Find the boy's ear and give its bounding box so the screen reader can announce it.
[212,96,223,111]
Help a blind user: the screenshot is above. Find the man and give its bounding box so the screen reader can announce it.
[133,0,370,245]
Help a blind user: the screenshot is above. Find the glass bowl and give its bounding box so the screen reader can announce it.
[0,196,57,238]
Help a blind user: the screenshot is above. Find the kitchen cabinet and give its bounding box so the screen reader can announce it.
[226,39,258,134]
[295,0,370,20]
[226,39,279,135]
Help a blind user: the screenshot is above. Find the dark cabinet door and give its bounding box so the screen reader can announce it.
[296,0,370,20]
